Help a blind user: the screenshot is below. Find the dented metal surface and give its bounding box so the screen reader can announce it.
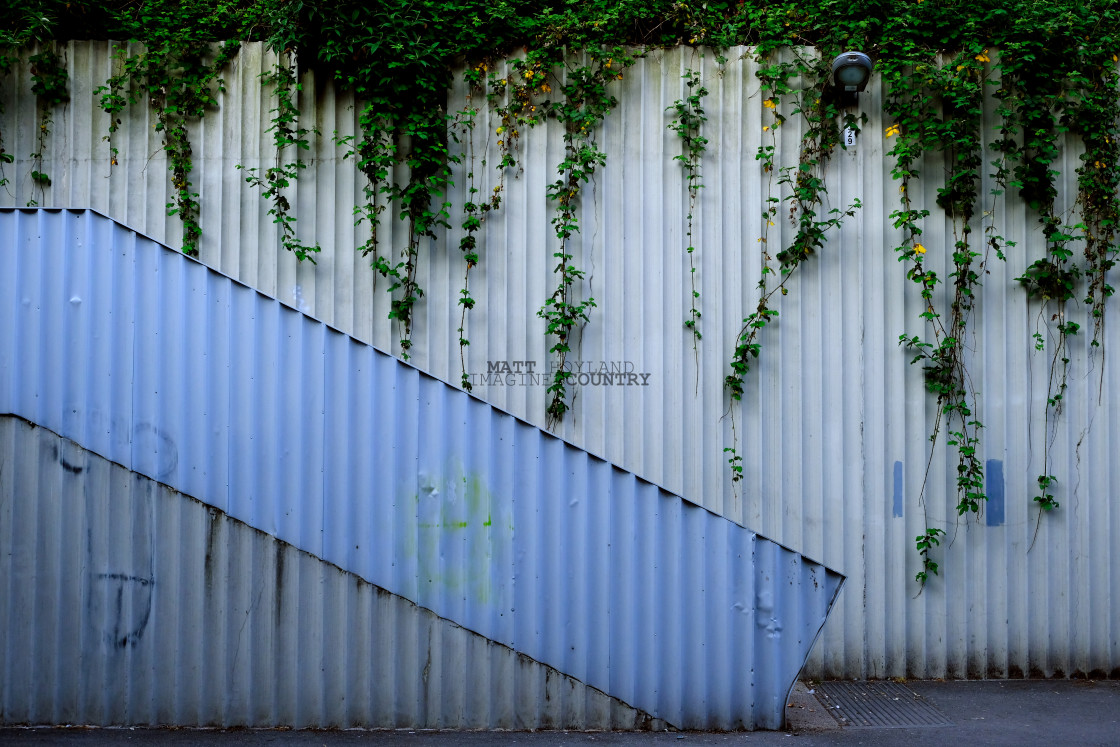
[0,208,844,729]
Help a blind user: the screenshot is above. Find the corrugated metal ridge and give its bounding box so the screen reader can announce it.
[0,205,836,571]
[0,411,661,728]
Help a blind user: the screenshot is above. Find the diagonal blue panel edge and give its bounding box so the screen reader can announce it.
[1,207,844,730]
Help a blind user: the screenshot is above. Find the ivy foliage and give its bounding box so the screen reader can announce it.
[3,0,1120,582]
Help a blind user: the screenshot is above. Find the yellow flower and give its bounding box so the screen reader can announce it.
[975,50,990,63]
[885,123,900,137]
[524,70,534,79]
[541,83,552,93]
[915,243,927,255]
[763,125,770,131]
[496,126,504,134]
[763,99,777,109]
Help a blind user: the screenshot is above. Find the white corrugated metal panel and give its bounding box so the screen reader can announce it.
[3,43,1119,681]
[0,208,843,729]
[0,414,657,728]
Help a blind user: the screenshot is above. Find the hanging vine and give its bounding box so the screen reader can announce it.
[26,46,67,206]
[482,44,632,427]
[668,64,709,350]
[239,56,321,263]
[1001,38,1080,514]
[539,50,629,427]
[724,51,862,404]
[96,33,240,255]
[1,12,53,193]
[1072,55,1120,348]
[453,63,493,391]
[883,44,994,585]
[4,0,1120,588]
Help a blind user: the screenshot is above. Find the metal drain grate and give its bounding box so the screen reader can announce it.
[815,681,953,728]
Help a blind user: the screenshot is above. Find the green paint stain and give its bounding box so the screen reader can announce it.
[403,461,514,608]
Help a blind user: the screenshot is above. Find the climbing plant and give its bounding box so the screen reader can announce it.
[90,0,246,254]
[27,46,67,205]
[452,63,504,390]
[3,0,1120,585]
[881,44,993,586]
[536,46,633,427]
[0,11,54,192]
[725,49,864,404]
[238,57,321,263]
[669,64,709,353]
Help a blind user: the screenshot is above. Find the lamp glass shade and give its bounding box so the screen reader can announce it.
[836,65,869,89]
[831,51,873,93]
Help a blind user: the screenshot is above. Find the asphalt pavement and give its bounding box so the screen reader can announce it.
[1,679,1118,746]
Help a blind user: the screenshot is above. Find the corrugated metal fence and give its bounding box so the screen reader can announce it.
[0,207,842,728]
[2,42,1119,680]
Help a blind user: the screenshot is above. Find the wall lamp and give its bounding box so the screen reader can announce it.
[831,51,873,107]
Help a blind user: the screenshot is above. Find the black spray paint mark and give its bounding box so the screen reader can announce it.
[63,410,179,480]
[51,442,86,474]
[95,572,154,648]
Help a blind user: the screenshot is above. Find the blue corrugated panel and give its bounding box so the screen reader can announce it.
[0,208,843,730]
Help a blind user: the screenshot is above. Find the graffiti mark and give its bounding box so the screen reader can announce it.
[52,442,86,474]
[93,572,154,648]
[63,409,178,480]
[407,464,514,609]
[86,473,157,651]
[132,421,178,480]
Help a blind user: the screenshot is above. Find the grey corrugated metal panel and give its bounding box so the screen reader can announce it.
[0,414,663,728]
[864,111,1120,682]
[1,207,843,728]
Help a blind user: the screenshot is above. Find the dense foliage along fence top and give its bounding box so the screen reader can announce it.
[3,0,1119,586]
